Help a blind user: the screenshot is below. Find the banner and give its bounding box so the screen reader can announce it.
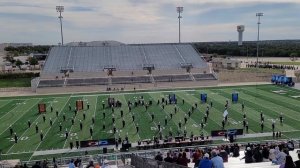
[80,139,116,148]
[76,100,84,110]
[211,129,243,137]
[38,104,46,113]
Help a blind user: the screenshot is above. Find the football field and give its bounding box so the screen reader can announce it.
[1,84,300,160]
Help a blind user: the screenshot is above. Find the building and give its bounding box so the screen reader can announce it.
[211,57,241,70]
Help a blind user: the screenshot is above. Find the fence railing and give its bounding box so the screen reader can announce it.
[0,87,31,92]
[131,154,188,168]
[18,138,300,168]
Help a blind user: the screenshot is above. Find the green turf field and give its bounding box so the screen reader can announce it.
[0,84,300,160]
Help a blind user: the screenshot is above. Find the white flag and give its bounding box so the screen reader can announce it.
[223,109,228,118]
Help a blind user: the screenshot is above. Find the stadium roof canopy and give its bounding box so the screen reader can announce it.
[43,43,207,73]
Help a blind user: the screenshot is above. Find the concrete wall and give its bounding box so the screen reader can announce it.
[36,80,218,94]
[218,70,274,83]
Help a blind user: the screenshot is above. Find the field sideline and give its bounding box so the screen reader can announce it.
[0,84,300,160]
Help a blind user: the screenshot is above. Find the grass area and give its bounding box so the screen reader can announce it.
[0,84,300,161]
[0,78,31,88]
[271,61,300,66]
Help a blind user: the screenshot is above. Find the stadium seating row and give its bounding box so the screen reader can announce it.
[37,74,217,88]
[42,44,208,73]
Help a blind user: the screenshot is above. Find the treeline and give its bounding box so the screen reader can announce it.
[4,45,51,56]
[193,40,300,57]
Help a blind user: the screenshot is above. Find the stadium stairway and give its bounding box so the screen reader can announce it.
[189,73,195,81]
[150,74,155,83]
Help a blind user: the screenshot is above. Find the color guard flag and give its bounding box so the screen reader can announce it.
[223,109,228,118]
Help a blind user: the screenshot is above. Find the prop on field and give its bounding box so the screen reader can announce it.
[271,75,295,87]
[38,103,46,113]
[232,92,238,103]
[76,100,84,110]
[108,97,122,108]
[200,93,207,103]
[168,94,177,104]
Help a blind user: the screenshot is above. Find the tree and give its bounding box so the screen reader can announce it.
[15,59,23,69]
[28,57,38,65]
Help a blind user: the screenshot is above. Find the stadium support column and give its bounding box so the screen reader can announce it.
[56,6,64,46]
[256,12,263,67]
[177,7,183,43]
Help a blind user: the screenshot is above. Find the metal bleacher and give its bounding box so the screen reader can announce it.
[42,44,208,73]
[111,76,151,84]
[38,79,64,88]
[193,73,217,81]
[36,43,216,88]
[153,74,192,82]
[66,78,108,86]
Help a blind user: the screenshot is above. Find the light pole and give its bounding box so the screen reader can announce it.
[176,6,183,43]
[56,6,64,46]
[256,12,263,67]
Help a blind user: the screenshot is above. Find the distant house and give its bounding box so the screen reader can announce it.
[212,57,241,70]
[29,53,48,60]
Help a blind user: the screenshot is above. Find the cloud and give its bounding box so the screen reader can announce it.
[0,0,299,44]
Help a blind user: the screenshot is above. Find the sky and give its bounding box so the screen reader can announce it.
[0,0,300,45]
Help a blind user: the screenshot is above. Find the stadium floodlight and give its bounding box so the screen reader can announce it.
[256,12,263,67]
[56,6,64,46]
[176,6,183,43]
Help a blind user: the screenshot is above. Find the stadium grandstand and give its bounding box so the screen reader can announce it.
[33,43,217,93]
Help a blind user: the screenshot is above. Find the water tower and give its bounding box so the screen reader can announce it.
[237,25,245,46]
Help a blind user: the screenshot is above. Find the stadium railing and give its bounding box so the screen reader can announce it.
[131,154,188,168]
[20,138,300,167]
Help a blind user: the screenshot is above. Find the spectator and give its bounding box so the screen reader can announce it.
[253,147,263,162]
[269,146,276,161]
[68,159,75,168]
[198,153,212,168]
[176,153,183,164]
[280,155,296,168]
[241,147,253,163]
[211,150,224,168]
[294,153,300,168]
[219,148,228,163]
[192,149,202,168]
[32,162,41,168]
[86,160,94,168]
[177,152,190,166]
[262,146,270,161]
[272,147,287,165]
[155,152,163,161]
[232,145,240,157]
[164,152,173,163]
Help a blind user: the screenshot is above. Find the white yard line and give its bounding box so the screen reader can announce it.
[28,96,71,161]
[0,100,29,121]
[62,96,85,148]
[118,95,141,140]
[0,99,42,136]
[0,100,13,108]
[91,96,98,130]
[6,98,59,154]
